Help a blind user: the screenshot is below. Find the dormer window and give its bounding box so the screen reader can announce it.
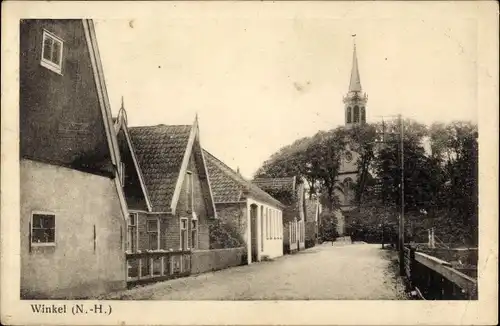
[41,30,63,74]
[186,171,194,212]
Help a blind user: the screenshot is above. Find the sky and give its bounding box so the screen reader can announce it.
[93,2,478,179]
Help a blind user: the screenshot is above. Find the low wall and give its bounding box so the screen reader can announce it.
[191,247,246,274]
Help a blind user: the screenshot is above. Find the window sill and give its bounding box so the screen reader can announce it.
[40,60,62,75]
[31,242,56,247]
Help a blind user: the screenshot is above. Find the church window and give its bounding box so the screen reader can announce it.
[353,106,360,123]
[361,107,366,123]
[347,107,352,123]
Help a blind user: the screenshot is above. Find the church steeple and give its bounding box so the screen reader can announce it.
[349,42,362,93]
[343,35,367,128]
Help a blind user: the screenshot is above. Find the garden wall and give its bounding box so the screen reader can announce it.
[191,247,246,274]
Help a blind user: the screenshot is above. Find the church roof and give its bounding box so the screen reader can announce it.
[349,44,362,92]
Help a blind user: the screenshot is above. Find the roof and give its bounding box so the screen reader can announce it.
[253,177,296,194]
[203,150,284,208]
[129,124,192,212]
[113,107,153,212]
[349,43,362,92]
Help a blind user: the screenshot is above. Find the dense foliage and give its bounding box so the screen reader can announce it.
[209,220,245,249]
[255,119,478,247]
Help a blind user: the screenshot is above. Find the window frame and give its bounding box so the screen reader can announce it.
[127,212,139,252]
[180,217,189,251]
[146,218,160,250]
[40,29,64,75]
[191,219,198,249]
[31,211,56,247]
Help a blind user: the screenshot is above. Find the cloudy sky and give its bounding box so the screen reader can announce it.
[94,2,478,179]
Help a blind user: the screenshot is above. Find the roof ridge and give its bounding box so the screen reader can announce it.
[204,149,283,207]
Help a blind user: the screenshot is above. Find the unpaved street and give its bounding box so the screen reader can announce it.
[103,243,407,300]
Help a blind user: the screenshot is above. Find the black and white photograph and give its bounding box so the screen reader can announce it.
[1,1,498,325]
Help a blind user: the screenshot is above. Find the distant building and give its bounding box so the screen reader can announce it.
[304,197,321,248]
[204,151,285,263]
[20,19,128,299]
[253,177,306,254]
[332,39,370,235]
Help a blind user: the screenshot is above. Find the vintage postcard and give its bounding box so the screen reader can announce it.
[1,1,498,325]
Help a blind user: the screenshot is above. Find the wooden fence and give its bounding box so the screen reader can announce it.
[404,246,477,300]
[126,250,191,287]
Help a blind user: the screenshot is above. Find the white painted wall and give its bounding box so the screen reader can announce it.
[246,197,283,261]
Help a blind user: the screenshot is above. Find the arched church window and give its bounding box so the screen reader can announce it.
[347,107,352,123]
[353,106,360,123]
[361,107,366,123]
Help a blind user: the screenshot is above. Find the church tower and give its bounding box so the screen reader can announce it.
[343,39,367,128]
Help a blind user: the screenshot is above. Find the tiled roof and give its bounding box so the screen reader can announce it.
[129,124,192,212]
[203,150,283,207]
[253,177,296,193]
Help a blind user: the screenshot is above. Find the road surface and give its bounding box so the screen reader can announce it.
[103,243,408,300]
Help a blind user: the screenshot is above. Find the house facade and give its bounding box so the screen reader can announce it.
[20,19,128,299]
[204,151,284,264]
[253,177,306,254]
[127,117,217,254]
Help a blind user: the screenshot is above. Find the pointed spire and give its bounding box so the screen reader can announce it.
[349,35,362,92]
[121,96,124,109]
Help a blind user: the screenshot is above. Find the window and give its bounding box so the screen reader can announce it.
[186,172,194,212]
[147,219,159,250]
[260,207,264,251]
[41,30,63,74]
[267,209,270,240]
[127,213,138,252]
[31,213,55,245]
[353,106,360,123]
[361,107,366,123]
[347,107,352,123]
[180,218,188,250]
[191,220,198,249]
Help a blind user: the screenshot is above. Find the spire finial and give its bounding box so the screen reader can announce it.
[121,96,124,109]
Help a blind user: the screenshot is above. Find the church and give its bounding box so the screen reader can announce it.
[331,39,368,236]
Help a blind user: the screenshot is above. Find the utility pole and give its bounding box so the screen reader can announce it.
[398,114,405,276]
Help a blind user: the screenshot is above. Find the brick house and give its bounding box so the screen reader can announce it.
[127,117,217,254]
[112,105,154,253]
[304,197,321,248]
[20,19,128,298]
[204,151,285,264]
[253,177,306,254]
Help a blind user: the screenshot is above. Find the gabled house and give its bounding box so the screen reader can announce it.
[253,177,306,254]
[20,19,128,298]
[113,104,153,253]
[128,117,217,254]
[204,151,285,264]
[304,197,321,248]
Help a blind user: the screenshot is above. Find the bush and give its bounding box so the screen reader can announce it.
[209,220,245,249]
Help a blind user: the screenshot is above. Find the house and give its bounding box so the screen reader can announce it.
[204,151,285,264]
[253,177,306,254]
[20,19,128,298]
[127,117,217,255]
[304,197,321,248]
[112,104,154,254]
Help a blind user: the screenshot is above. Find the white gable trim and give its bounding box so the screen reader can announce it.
[120,122,153,212]
[198,127,218,219]
[170,118,198,215]
[83,20,127,223]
